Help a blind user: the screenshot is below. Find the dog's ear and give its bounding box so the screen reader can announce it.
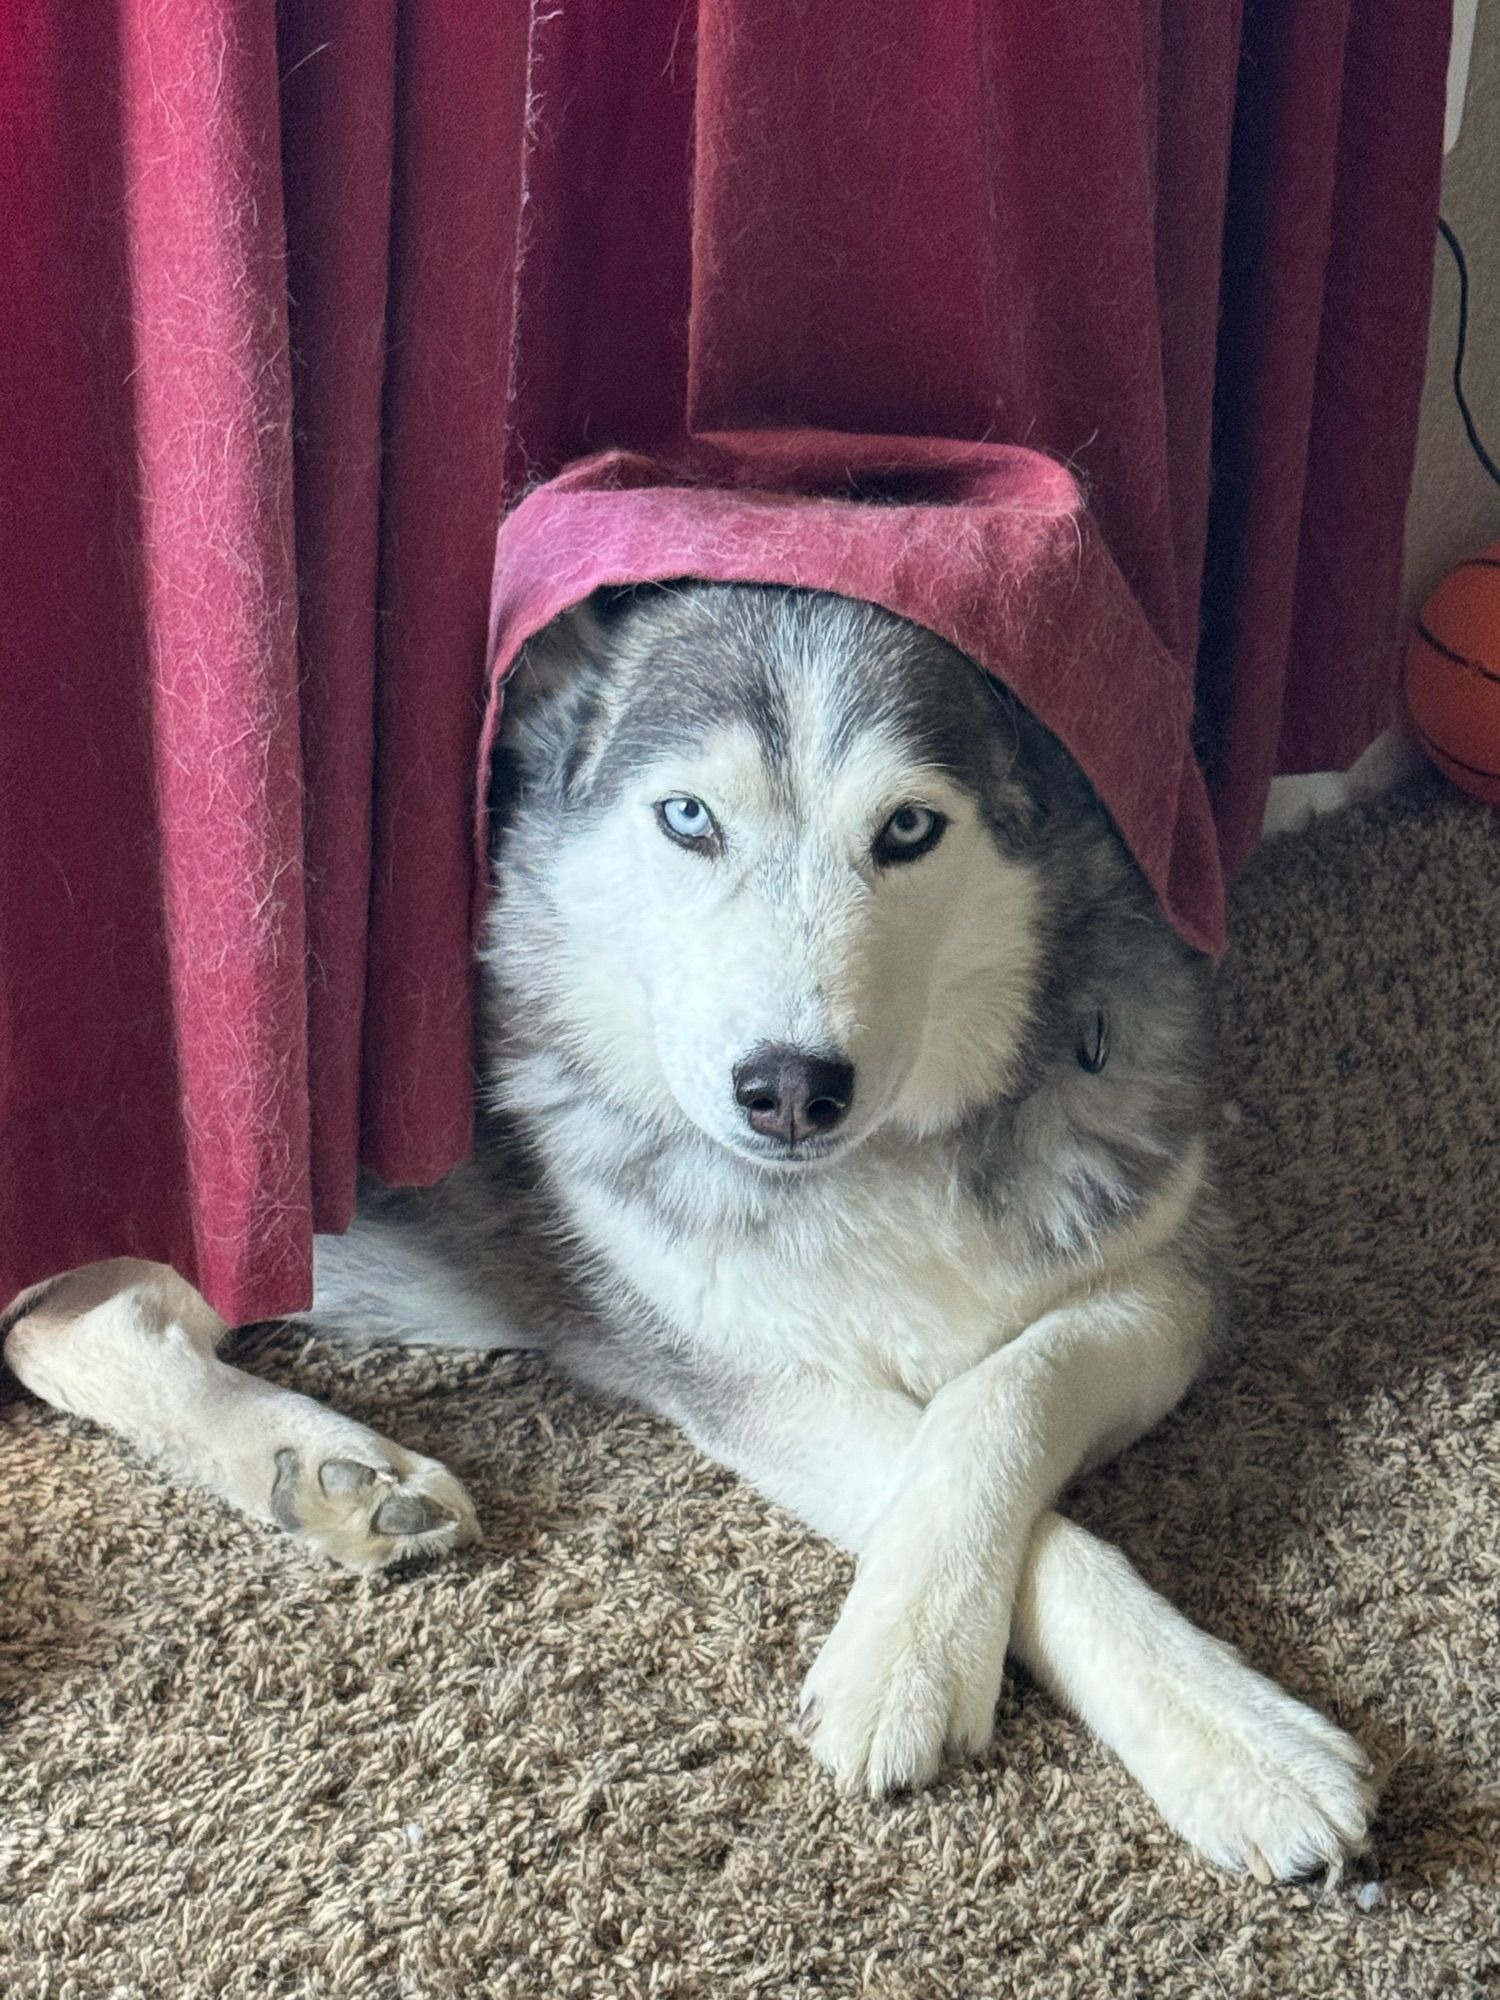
[502,597,610,720]
[490,592,630,825]
[498,584,683,787]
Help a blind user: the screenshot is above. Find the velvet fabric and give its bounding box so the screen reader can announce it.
[0,1,1447,1319]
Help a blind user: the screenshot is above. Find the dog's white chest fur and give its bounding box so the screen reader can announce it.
[562,1146,1057,1399]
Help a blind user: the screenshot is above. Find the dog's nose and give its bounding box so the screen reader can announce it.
[732,1046,855,1145]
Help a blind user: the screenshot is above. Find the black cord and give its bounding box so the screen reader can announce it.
[1438,216,1500,491]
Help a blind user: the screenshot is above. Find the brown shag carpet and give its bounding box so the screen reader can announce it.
[3,771,1498,1999]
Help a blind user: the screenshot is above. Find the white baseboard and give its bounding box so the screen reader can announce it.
[1258,727,1426,842]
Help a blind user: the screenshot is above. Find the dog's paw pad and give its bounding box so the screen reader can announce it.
[371,1489,458,1537]
[272,1438,478,1572]
[317,1456,379,1498]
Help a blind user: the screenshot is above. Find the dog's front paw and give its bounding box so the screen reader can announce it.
[797,1564,1007,1796]
[269,1433,479,1572]
[1121,1641,1376,1882]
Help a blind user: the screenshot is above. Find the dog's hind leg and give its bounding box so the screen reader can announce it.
[3,1261,478,1570]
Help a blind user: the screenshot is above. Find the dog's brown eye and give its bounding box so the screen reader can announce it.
[874,804,945,865]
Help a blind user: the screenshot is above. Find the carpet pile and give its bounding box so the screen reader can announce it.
[2,772,1496,1997]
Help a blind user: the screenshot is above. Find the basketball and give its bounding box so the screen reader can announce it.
[1404,541,1500,805]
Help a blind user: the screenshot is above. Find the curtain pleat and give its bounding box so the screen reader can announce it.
[0,0,1446,1320]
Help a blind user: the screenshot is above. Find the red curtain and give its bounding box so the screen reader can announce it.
[0,1,1447,1323]
[1,2,528,1320]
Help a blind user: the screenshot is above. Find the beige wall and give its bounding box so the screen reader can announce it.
[1404,4,1500,611]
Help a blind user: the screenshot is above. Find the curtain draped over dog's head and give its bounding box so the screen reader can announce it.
[0,0,1448,1321]
[482,438,1225,956]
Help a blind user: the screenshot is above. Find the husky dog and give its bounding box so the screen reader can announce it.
[5,585,1373,1880]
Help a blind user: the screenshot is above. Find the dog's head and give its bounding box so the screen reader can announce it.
[489,584,1111,1170]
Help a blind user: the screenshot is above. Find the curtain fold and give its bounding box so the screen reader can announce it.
[1,1,528,1319]
[278,0,396,1235]
[0,0,1447,1321]
[1197,0,1452,866]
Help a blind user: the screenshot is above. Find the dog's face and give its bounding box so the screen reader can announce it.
[494,586,1062,1169]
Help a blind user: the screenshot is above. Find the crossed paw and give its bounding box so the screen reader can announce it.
[795,1560,1373,1884]
[797,1558,1008,1797]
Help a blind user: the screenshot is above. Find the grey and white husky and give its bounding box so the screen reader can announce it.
[6,585,1373,1879]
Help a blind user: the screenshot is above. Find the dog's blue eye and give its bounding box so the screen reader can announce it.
[657,795,718,846]
[874,804,945,864]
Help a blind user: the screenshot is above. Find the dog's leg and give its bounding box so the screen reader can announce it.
[3,1261,478,1570]
[671,1258,1372,1878]
[1010,1511,1373,1883]
[795,1248,1211,1794]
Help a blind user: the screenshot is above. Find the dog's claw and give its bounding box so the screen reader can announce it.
[795,1696,820,1738]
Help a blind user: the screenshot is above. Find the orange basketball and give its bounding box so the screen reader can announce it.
[1404,540,1500,806]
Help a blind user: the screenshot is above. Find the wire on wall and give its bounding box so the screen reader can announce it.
[1438,216,1500,492]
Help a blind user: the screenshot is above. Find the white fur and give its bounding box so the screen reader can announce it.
[511,720,1042,1166]
[4,1261,477,1570]
[6,592,1375,1883]
[1013,1514,1373,1882]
